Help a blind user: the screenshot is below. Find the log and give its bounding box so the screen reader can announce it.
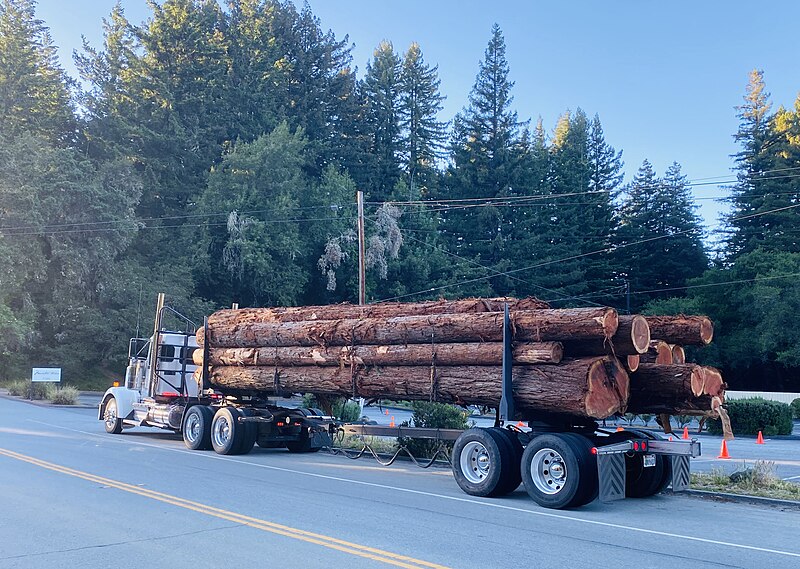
[197,307,619,348]
[195,356,628,419]
[563,315,650,356]
[671,345,686,364]
[205,297,551,326]
[625,355,640,373]
[640,340,673,364]
[192,341,564,367]
[645,315,713,346]
[627,363,724,415]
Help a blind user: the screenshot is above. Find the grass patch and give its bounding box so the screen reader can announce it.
[46,384,79,405]
[691,460,800,502]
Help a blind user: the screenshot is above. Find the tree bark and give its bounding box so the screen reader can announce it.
[197,307,619,348]
[563,315,650,356]
[645,315,714,346]
[205,297,550,326]
[197,356,629,419]
[193,341,564,367]
[627,363,724,415]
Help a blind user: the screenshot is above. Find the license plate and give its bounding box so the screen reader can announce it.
[643,454,656,468]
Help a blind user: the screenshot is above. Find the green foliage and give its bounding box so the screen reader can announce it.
[46,384,78,405]
[400,401,470,459]
[707,398,793,436]
[790,398,800,420]
[7,380,47,399]
[301,394,361,423]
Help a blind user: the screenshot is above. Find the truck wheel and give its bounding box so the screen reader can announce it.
[211,407,245,455]
[182,405,213,450]
[602,429,665,498]
[452,428,510,497]
[489,427,523,494]
[560,433,598,507]
[521,433,593,509]
[285,427,320,453]
[103,398,123,434]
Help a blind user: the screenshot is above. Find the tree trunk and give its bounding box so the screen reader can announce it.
[197,307,619,348]
[205,297,551,326]
[197,356,629,419]
[640,340,673,364]
[627,363,724,415]
[563,315,650,356]
[193,341,564,367]
[645,315,714,346]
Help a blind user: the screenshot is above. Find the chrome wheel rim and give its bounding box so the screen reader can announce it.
[530,448,567,495]
[460,441,491,484]
[104,400,117,430]
[185,412,201,444]
[212,415,231,448]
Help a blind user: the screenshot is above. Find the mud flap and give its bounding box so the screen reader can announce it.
[309,429,332,450]
[598,453,626,502]
[671,455,691,492]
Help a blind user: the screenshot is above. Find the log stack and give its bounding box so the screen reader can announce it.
[194,299,723,424]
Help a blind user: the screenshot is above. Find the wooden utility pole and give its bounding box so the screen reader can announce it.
[357,190,366,305]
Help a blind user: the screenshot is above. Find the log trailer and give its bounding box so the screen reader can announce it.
[99,294,701,509]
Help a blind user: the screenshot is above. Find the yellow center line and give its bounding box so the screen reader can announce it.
[0,448,450,569]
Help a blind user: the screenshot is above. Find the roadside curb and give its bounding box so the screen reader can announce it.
[683,489,800,510]
[0,392,96,410]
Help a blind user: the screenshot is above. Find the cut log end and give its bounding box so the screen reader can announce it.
[626,355,640,373]
[700,317,714,345]
[671,345,686,364]
[584,357,628,418]
[629,315,651,354]
[690,367,706,397]
[603,310,619,340]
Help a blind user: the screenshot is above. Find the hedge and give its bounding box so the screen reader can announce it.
[707,398,793,436]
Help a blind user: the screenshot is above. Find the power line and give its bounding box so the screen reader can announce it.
[628,271,800,296]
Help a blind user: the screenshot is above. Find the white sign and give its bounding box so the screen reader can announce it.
[32,368,61,383]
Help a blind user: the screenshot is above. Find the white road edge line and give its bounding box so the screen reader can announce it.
[782,475,800,481]
[27,419,800,560]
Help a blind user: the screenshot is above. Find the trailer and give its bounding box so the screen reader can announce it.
[99,294,701,509]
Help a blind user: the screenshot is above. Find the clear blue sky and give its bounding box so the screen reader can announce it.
[37,0,800,229]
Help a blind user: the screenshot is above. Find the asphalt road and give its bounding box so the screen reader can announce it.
[1,397,799,569]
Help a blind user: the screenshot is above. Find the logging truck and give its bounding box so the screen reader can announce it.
[99,294,703,510]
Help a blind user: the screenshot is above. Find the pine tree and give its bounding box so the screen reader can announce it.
[361,40,402,201]
[616,160,707,311]
[443,24,522,294]
[0,0,75,145]
[399,42,447,198]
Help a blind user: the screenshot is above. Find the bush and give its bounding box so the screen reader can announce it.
[6,380,27,397]
[399,401,471,459]
[7,381,49,399]
[301,394,361,422]
[46,384,79,405]
[791,398,800,420]
[707,398,793,436]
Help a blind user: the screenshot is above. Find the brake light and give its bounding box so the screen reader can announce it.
[277,421,285,427]
[591,447,597,455]
[641,441,648,451]
[633,441,640,451]
[161,392,179,397]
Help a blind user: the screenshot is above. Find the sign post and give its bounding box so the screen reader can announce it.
[31,368,61,400]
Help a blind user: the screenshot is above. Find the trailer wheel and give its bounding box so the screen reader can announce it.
[521,433,594,509]
[103,397,123,434]
[211,407,245,455]
[237,409,257,455]
[602,429,666,498]
[560,433,598,507]
[182,405,213,450]
[452,428,510,497]
[286,427,320,453]
[489,427,523,494]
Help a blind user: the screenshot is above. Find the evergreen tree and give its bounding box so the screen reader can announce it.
[399,42,447,198]
[616,160,708,311]
[361,40,402,201]
[0,0,75,145]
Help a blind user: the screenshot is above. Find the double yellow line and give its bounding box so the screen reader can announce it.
[0,448,449,569]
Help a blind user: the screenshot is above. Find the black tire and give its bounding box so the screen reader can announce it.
[210,407,245,455]
[521,433,594,509]
[489,427,523,494]
[452,428,507,497]
[601,429,666,498]
[103,397,124,434]
[237,409,258,455]
[629,429,672,495]
[182,405,213,450]
[560,433,598,507]
[285,427,321,453]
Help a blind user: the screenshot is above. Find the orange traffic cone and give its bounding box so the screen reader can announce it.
[682,426,690,440]
[384,409,389,415]
[616,426,624,432]
[756,431,765,445]
[389,416,395,427]
[718,440,731,459]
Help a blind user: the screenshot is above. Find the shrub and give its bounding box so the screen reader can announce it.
[791,398,800,420]
[7,381,49,399]
[46,384,79,405]
[399,401,471,459]
[707,398,793,436]
[6,380,27,397]
[301,394,361,422]
[639,413,653,426]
